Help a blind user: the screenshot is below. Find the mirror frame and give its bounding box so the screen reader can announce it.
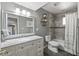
[1,10,35,39]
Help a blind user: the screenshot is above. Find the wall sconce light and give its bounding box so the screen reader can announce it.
[41,13,48,26]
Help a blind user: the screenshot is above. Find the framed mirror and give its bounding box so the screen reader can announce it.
[1,11,35,41]
[7,13,18,35]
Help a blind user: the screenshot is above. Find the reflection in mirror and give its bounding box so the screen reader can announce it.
[19,16,34,34]
[8,16,18,35]
[1,12,34,41]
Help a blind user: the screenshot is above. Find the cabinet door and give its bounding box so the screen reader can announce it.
[36,39,44,56]
[36,45,43,56]
[16,44,29,56]
[36,50,43,56]
[16,41,33,56]
[27,41,37,56]
[31,45,37,56]
[26,44,33,56]
[3,51,17,56]
[2,46,17,56]
[16,47,28,56]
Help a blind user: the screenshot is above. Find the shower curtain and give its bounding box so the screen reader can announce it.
[65,12,77,55]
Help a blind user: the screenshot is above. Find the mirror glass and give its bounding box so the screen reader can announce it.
[6,13,34,35]
[1,2,35,41]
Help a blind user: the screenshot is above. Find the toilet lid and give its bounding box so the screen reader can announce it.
[48,41,59,46]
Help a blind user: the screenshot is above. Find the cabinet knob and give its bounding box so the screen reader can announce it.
[6,51,8,54]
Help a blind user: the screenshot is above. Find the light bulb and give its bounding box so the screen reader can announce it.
[15,8,20,14]
[26,12,31,17]
[22,10,26,15]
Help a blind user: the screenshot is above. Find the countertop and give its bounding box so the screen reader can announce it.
[1,35,43,48]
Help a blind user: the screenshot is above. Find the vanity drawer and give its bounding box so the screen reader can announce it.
[2,46,17,56]
[34,39,43,45]
[37,39,43,43]
[36,44,43,49]
[36,50,43,56]
[2,51,17,56]
[2,45,16,52]
[15,41,33,50]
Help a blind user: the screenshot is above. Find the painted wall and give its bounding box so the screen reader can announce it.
[35,8,54,39]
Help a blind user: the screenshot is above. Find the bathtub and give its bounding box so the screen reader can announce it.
[58,40,65,50]
[54,39,76,55]
[48,39,65,53]
[52,39,65,50]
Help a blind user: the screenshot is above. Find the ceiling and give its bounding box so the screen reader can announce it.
[15,2,77,14]
[42,2,77,14]
[15,2,48,11]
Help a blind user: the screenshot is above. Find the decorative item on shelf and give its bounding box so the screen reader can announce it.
[41,13,48,26]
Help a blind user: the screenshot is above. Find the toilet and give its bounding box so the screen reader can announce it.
[45,35,59,53]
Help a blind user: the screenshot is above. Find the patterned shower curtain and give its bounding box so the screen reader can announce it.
[65,12,77,55]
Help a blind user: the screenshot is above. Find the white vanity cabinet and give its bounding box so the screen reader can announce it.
[1,45,17,56]
[1,37,44,56]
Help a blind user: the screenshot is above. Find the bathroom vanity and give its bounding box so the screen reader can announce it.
[0,35,44,56]
[0,3,45,56]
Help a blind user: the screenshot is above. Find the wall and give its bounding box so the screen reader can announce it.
[48,14,55,39]
[54,14,65,40]
[35,8,54,39]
